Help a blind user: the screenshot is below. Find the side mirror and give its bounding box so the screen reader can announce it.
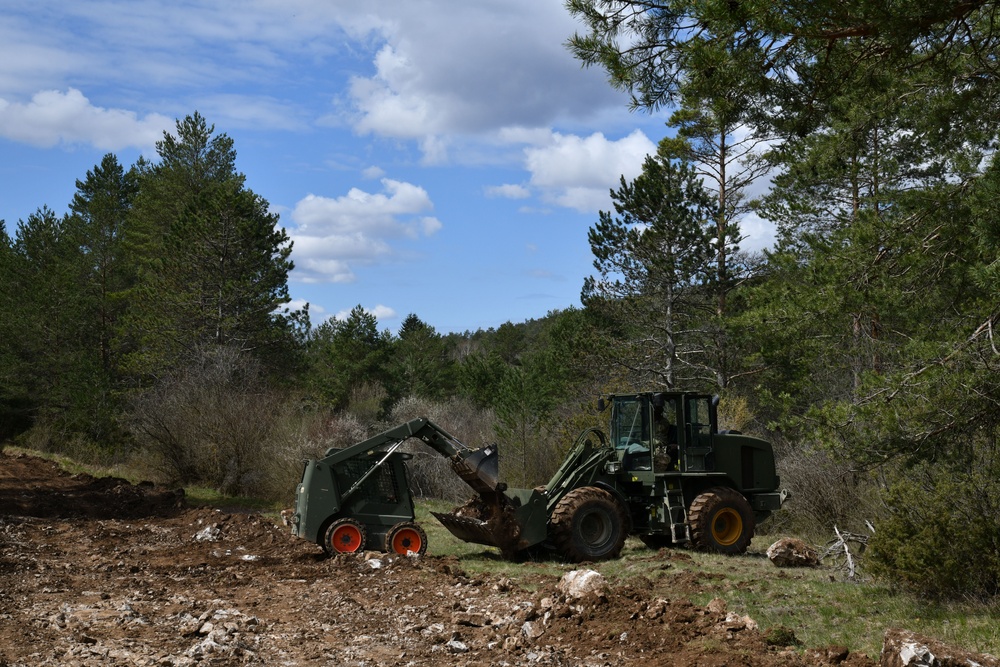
[597,398,606,412]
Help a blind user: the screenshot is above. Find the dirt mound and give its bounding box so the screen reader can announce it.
[0,451,876,666]
[0,453,184,520]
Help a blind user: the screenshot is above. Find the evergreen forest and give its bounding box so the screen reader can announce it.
[3,1,1000,600]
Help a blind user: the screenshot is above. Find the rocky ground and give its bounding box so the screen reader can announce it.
[0,451,889,666]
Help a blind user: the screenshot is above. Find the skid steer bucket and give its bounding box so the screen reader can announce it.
[451,444,501,496]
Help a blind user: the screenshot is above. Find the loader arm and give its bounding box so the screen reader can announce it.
[541,427,614,513]
[316,417,502,493]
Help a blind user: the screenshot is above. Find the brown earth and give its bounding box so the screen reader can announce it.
[0,451,876,666]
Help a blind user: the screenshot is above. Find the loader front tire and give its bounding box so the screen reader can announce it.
[550,486,627,562]
[688,487,754,555]
[323,518,367,555]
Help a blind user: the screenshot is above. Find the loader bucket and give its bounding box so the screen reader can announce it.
[435,442,534,556]
[432,511,502,547]
[431,491,524,556]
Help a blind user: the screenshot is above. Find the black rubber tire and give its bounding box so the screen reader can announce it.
[322,517,367,556]
[384,521,428,556]
[639,533,674,550]
[688,487,755,555]
[549,486,628,562]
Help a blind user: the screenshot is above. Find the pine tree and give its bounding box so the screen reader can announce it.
[583,155,718,388]
[123,113,300,383]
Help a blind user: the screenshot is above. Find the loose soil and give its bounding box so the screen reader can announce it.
[0,452,876,666]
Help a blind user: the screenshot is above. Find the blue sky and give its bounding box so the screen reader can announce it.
[0,0,775,334]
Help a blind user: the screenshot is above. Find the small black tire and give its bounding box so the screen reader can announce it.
[550,486,628,562]
[322,517,367,556]
[688,487,755,555]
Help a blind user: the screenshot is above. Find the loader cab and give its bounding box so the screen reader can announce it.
[607,393,682,473]
[605,392,717,474]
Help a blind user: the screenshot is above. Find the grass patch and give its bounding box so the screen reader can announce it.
[613,536,1000,659]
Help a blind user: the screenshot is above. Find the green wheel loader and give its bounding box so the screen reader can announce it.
[291,392,787,561]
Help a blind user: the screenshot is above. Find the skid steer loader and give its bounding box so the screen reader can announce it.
[290,392,787,561]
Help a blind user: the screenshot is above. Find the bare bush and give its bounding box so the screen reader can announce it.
[386,396,497,501]
[251,410,370,504]
[774,445,882,539]
[717,394,755,432]
[125,346,291,497]
[348,381,388,425]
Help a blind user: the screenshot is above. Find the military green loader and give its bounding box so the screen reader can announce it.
[290,392,787,561]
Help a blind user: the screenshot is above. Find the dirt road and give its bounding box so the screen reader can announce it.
[0,451,873,666]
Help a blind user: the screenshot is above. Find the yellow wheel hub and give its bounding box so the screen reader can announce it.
[711,507,743,546]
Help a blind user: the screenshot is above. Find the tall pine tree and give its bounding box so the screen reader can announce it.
[123,113,301,383]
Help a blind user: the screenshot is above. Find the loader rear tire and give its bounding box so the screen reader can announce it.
[550,486,628,562]
[385,522,427,556]
[688,487,754,555]
[323,518,367,555]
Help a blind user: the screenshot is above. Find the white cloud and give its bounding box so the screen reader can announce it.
[334,304,397,322]
[342,1,631,161]
[193,94,308,131]
[738,212,777,253]
[0,88,171,150]
[285,298,321,315]
[522,130,657,212]
[288,178,441,283]
[486,184,531,199]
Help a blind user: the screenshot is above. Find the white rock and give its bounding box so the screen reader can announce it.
[766,538,819,567]
[521,621,545,640]
[557,569,607,599]
[193,525,221,542]
[446,639,469,653]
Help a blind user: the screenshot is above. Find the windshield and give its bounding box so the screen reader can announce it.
[611,396,648,449]
[686,396,712,438]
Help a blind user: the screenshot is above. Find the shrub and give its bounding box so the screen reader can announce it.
[126,346,290,497]
[386,396,496,502]
[771,444,882,540]
[867,451,1000,599]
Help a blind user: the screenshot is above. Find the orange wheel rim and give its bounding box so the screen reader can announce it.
[711,508,743,546]
[331,524,363,552]
[391,528,422,554]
